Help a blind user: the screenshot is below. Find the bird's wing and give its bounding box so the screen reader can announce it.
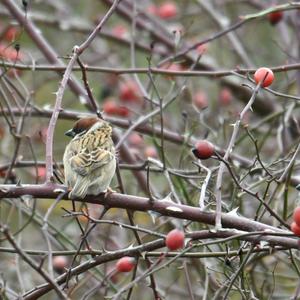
[70,147,114,176]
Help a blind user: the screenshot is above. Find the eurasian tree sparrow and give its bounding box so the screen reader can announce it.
[63,117,116,199]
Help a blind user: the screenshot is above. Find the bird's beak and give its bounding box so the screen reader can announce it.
[65,129,76,138]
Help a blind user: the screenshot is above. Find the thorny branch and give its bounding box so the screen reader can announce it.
[1,1,300,299]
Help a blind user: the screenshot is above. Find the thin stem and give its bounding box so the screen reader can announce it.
[215,81,262,228]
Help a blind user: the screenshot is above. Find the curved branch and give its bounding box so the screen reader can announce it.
[0,183,295,247]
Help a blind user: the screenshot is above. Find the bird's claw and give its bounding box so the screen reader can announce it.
[105,187,115,197]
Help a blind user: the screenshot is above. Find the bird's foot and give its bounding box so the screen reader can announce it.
[104,187,115,197]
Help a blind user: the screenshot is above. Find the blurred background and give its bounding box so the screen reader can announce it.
[0,0,299,299]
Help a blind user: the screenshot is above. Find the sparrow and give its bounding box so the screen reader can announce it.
[63,117,116,199]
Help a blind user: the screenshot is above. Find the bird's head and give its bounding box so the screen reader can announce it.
[65,117,110,138]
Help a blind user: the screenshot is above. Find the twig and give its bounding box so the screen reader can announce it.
[76,57,101,117]
[278,140,300,183]
[183,260,195,300]
[45,0,121,182]
[115,84,185,149]
[42,192,67,278]
[215,80,263,228]
[45,52,78,182]
[0,61,299,78]
[0,225,67,299]
[222,243,255,299]
[2,0,87,98]
[112,254,164,300]
[194,160,212,209]
[214,152,289,229]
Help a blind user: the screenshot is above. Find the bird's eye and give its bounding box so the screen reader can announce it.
[74,128,87,136]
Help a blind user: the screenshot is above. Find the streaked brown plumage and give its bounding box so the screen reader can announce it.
[63,117,116,199]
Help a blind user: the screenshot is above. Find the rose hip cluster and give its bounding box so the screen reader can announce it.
[147,1,178,19]
[102,79,143,118]
[54,230,186,278]
[113,228,185,276]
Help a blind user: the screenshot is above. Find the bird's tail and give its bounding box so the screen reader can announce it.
[69,177,90,199]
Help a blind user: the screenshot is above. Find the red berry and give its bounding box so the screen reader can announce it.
[196,43,208,54]
[254,67,274,87]
[37,167,46,181]
[0,169,16,181]
[193,140,215,160]
[144,146,158,158]
[0,44,22,61]
[193,91,208,110]
[103,99,118,114]
[160,62,182,80]
[53,256,68,272]
[0,170,6,178]
[119,81,142,103]
[103,99,130,117]
[219,88,232,106]
[4,27,20,42]
[293,207,300,227]
[268,11,283,25]
[291,222,300,237]
[128,133,144,147]
[165,229,185,250]
[116,257,135,273]
[117,106,130,117]
[112,25,128,38]
[147,4,158,15]
[157,2,178,19]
